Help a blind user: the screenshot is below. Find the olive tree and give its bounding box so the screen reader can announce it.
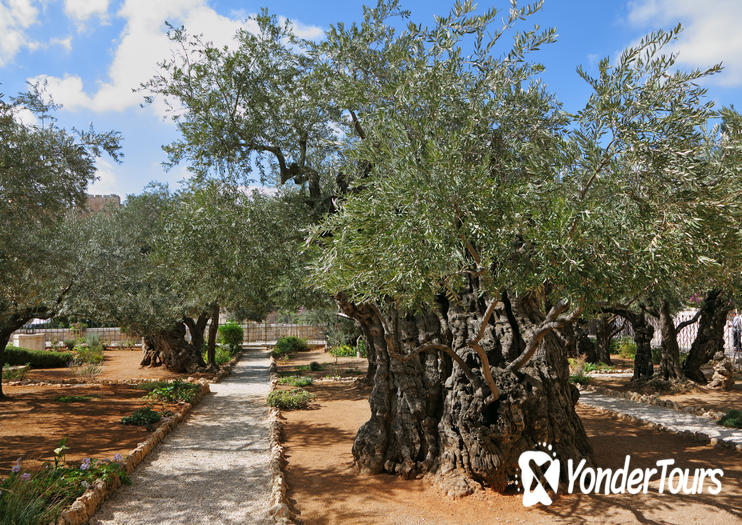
[144,1,740,494]
[0,87,120,398]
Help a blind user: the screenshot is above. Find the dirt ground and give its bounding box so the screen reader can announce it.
[22,349,188,383]
[0,383,184,473]
[282,381,742,525]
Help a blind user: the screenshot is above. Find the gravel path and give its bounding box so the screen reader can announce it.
[579,391,742,447]
[92,350,273,525]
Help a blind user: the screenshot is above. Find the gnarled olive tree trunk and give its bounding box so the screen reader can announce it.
[141,322,206,373]
[683,290,730,384]
[592,314,615,365]
[658,302,683,381]
[337,288,592,496]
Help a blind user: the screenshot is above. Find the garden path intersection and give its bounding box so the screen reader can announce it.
[92,351,273,525]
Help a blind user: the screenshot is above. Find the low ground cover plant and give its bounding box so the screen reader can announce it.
[328,345,357,357]
[718,409,742,429]
[56,395,99,403]
[137,379,201,403]
[277,375,313,387]
[3,346,73,368]
[0,441,128,525]
[2,364,30,381]
[271,336,309,358]
[612,337,637,359]
[568,357,591,385]
[121,407,162,426]
[267,388,314,410]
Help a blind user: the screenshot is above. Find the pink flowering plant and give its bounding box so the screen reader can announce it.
[0,439,129,524]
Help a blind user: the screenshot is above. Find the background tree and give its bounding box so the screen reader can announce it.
[0,86,120,398]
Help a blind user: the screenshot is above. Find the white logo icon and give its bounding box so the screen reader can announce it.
[518,444,560,507]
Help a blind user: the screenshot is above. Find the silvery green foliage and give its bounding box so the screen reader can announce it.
[143,0,741,316]
[308,2,741,312]
[0,86,121,330]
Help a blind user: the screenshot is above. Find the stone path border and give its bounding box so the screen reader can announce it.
[582,383,725,420]
[55,382,211,525]
[579,391,742,453]
[54,351,245,525]
[268,356,296,525]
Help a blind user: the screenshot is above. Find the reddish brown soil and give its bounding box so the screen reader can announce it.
[283,381,742,524]
[0,383,185,473]
[22,349,188,383]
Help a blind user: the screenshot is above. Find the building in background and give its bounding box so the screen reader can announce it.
[86,194,121,213]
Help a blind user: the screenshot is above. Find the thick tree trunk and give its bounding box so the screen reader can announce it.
[183,311,209,353]
[658,302,683,381]
[0,329,11,399]
[574,321,596,362]
[206,303,219,367]
[141,322,206,373]
[632,311,654,381]
[683,290,730,384]
[593,315,614,365]
[338,290,591,496]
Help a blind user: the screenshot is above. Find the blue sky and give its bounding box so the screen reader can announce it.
[2,0,740,198]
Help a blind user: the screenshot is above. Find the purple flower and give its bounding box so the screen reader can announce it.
[81,481,89,489]
[21,473,30,481]
[113,454,123,462]
[80,463,90,471]
[11,458,21,474]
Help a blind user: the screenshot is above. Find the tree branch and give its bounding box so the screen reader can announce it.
[466,299,503,398]
[506,301,582,372]
[676,309,701,332]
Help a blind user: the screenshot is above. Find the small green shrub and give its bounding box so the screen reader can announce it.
[569,373,590,385]
[72,342,104,365]
[582,361,614,373]
[2,363,30,381]
[266,388,314,410]
[277,375,313,387]
[309,361,322,371]
[614,338,637,359]
[202,345,232,366]
[218,322,244,354]
[3,346,74,368]
[121,407,162,426]
[75,364,102,380]
[718,409,742,429]
[56,395,98,403]
[137,379,201,403]
[272,336,309,358]
[85,333,101,347]
[329,345,357,357]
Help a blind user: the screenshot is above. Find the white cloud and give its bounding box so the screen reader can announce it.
[88,157,119,194]
[49,36,72,51]
[33,0,323,115]
[64,0,109,24]
[627,0,742,86]
[0,0,40,66]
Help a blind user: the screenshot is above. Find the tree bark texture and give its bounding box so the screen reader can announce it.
[141,322,206,373]
[337,289,591,495]
[683,290,730,384]
[0,329,11,399]
[206,303,220,367]
[658,302,683,381]
[593,315,615,365]
[183,311,210,354]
